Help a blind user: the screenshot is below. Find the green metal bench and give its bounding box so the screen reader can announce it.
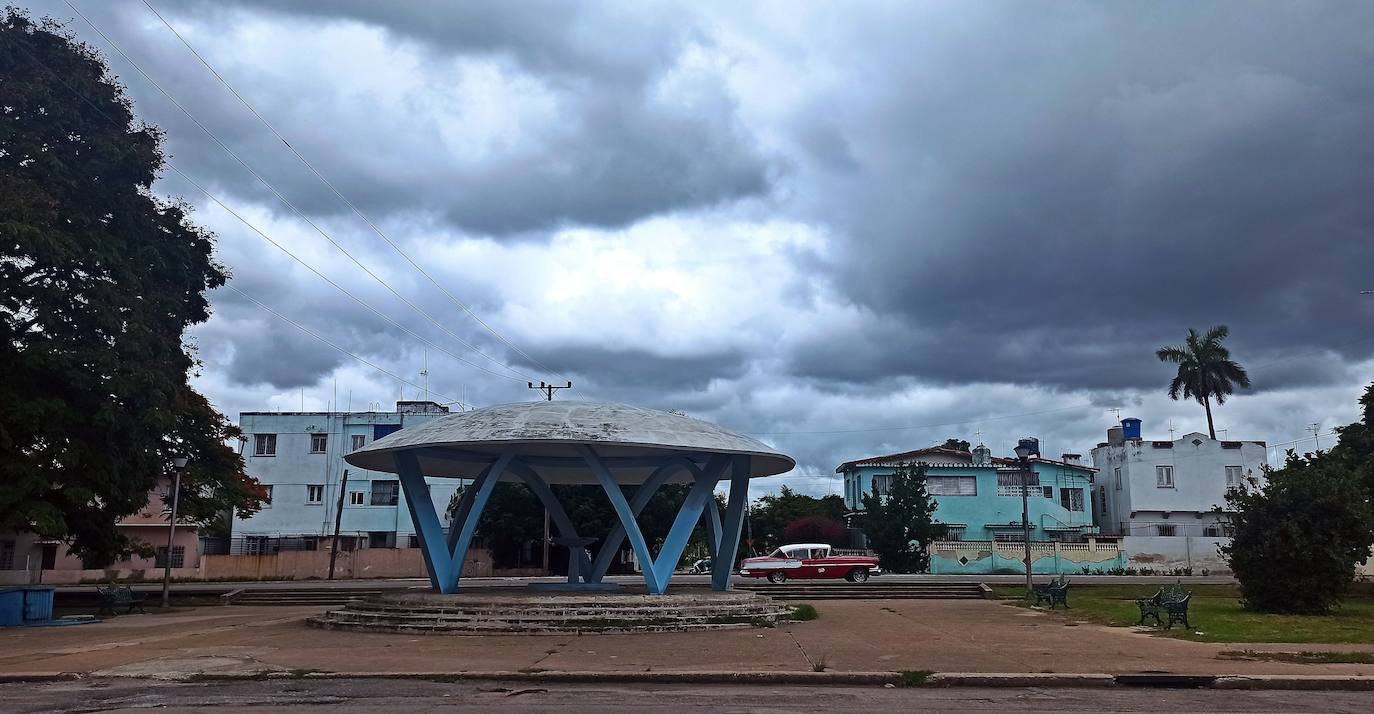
[1136,584,1191,629]
[1032,576,1070,609]
[96,585,148,615]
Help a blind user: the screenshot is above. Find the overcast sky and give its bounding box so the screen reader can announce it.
[28,1,1374,494]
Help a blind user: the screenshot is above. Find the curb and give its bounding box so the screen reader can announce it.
[3,670,1374,690]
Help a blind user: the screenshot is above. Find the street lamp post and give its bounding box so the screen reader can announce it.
[161,456,188,609]
[1013,439,1039,599]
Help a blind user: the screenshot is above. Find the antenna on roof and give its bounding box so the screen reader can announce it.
[1167,419,1176,440]
[1109,407,1121,423]
[1308,423,1322,450]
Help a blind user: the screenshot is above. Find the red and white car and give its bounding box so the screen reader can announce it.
[738,543,880,584]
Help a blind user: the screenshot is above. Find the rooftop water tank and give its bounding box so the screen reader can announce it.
[1107,426,1124,446]
[1121,418,1142,440]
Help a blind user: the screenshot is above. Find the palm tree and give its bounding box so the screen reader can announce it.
[1156,326,1251,439]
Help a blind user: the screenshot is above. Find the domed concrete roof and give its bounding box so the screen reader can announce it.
[343,401,794,483]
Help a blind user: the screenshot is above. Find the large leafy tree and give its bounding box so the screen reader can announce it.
[1156,325,1251,439]
[1221,382,1374,614]
[744,486,846,556]
[0,11,261,564]
[858,463,943,573]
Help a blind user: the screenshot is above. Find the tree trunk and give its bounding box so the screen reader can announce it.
[1203,395,1216,440]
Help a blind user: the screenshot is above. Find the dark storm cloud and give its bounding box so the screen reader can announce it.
[537,345,751,394]
[785,1,1374,392]
[86,0,775,236]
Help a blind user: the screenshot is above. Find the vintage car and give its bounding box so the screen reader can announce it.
[738,543,880,583]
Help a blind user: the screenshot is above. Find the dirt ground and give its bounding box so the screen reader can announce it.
[3,599,1374,678]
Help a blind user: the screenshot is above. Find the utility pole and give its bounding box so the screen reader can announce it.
[1308,423,1322,450]
[1013,438,1040,600]
[161,457,188,609]
[328,469,349,580]
[528,381,573,400]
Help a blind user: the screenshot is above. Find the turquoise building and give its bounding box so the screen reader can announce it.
[837,443,1120,573]
[838,443,1100,543]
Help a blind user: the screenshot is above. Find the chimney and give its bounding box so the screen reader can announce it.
[1061,453,1082,465]
[971,443,992,466]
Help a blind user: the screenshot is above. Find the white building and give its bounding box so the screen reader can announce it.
[1091,417,1267,539]
[234,400,458,554]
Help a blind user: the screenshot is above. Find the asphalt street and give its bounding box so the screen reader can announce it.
[5,679,1371,713]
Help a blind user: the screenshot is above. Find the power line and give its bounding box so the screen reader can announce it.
[140,0,564,381]
[744,403,1097,436]
[224,286,465,408]
[63,0,531,384]
[14,32,523,388]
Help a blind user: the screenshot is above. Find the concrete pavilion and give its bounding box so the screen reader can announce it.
[343,401,794,595]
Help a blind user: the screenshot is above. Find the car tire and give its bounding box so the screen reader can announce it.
[767,571,787,584]
[847,567,870,583]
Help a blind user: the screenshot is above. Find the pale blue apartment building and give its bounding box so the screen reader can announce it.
[233,401,459,554]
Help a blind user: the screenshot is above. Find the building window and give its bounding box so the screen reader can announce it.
[370,481,400,506]
[349,491,365,506]
[870,474,895,496]
[938,525,966,542]
[244,536,272,555]
[310,433,327,453]
[1114,467,1122,491]
[1059,488,1085,512]
[1156,465,1174,488]
[253,433,277,456]
[351,434,366,450]
[997,471,1039,497]
[306,485,325,504]
[993,532,1027,542]
[1225,466,1243,490]
[260,485,273,507]
[1156,524,1176,537]
[1203,526,1220,537]
[927,476,977,496]
[408,535,421,548]
[0,540,14,570]
[155,545,185,568]
[1042,485,1054,499]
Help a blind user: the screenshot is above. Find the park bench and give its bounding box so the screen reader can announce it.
[96,585,148,616]
[1136,583,1191,629]
[1032,576,1070,609]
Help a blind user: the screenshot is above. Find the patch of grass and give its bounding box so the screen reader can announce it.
[1218,650,1374,665]
[788,603,819,621]
[811,653,828,672]
[896,670,933,687]
[994,582,1374,644]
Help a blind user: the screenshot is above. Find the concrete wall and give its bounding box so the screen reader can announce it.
[0,527,201,585]
[1120,535,1232,575]
[200,547,493,581]
[928,540,1123,575]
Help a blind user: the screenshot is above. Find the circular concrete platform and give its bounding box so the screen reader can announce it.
[306,589,793,635]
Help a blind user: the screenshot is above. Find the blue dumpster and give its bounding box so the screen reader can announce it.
[23,586,55,623]
[0,588,25,627]
[0,586,56,626]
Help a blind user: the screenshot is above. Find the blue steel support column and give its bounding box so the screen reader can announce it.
[649,471,722,589]
[580,445,666,594]
[585,458,687,583]
[702,493,724,559]
[445,453,512,593]
[711,454,751,591]
[506,460,591,579]
[446,464,491,554]
[394,452,453,593]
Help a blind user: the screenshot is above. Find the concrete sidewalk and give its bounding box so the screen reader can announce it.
[2,599,1370,682]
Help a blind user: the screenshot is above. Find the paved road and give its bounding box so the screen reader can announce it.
[4,679,1368,713]
[55,572,1236,594]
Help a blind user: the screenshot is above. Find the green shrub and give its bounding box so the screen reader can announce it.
[789,603,819,621]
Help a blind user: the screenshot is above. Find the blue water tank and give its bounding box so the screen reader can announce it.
[1121,418,1142,440]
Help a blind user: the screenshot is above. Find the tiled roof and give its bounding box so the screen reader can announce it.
[835,446,973,472]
